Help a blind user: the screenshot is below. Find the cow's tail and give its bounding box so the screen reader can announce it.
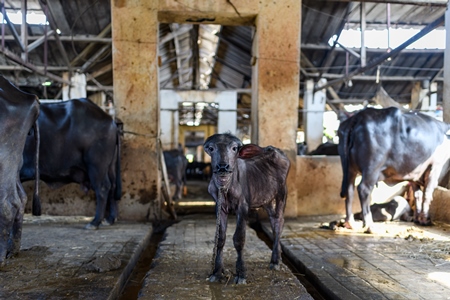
[339,116,357,199]
[114,128,122,201]
[32,120,41,216]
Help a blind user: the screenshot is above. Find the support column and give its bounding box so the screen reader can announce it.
[160,90,181,150]
[62,72,86,100]
[304,79,326,152]
[444,2,450,122]
[217,91,237,134]
[111,2,161,221]
[252,0,301,217]
[360,2,366,68]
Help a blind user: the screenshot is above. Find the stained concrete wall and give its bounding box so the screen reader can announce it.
[295,156,410,217]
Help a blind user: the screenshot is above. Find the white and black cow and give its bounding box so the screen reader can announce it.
[338,107,450,233]
[20,98,122,230]
[0,76,40,267]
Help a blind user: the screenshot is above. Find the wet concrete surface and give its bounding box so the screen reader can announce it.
[0,215,153,300]
[1,179,450,299]
[262,216,450,300]
[138,215,313,300]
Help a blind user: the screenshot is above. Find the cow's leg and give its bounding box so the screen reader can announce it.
[357,173,378,233]
[419,167,441,226]
[0,200,13,268]
[103,177,118,226]
[233,209,247,284]
[410,183,423,224]
[103,195,118,226]
[344,171,358,229]
[173,179,182,200]
[86,171,111,230]
[8,181,26,258]
[209,208,228,282]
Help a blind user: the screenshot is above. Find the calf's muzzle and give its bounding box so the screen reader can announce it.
[215,163,230,174]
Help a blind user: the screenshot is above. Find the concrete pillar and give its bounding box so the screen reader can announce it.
[111,2,161,221]
[443,1,450,122]
[360,2,366,68]
[217,91,237,134]
[412,80,437,117]
[303,79,326,152]
[252,0,301,217]
[160,90,181,150]
[62,72,86,100]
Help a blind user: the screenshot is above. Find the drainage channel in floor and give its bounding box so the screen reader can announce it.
[118,220,173,300]
[248,220,327,300]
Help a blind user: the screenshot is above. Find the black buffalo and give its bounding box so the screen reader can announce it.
[338,107,450,233]
[308,142,339,155]
[204,133,290,284]
[20,98,122,230]
[163,148,188,200]
[0,76,40,267]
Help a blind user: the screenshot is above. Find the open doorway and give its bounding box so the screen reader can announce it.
[158,23,253,213]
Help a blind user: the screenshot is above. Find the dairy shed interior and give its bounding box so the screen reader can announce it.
[1,0,450,299]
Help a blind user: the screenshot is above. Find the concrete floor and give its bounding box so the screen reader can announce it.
[1,213,449,299]
[1,179,449,299]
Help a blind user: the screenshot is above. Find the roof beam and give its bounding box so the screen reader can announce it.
[305,72,443,82]
[0,35,111,43]
[70,24,111,67]
[39,0,71,68]
[314,13,445,92]
[0,47,70,84]
[0,2,25,51]
[26,30,55,52]
[320,0,447,7]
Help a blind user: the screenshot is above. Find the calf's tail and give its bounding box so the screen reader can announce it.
[32,120,41,216]
[114,128,122,201]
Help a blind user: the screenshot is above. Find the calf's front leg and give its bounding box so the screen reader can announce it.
[209,208,228,282]
[233,212,247,284]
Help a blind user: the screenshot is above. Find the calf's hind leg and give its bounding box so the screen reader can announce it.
[266,191,287,270]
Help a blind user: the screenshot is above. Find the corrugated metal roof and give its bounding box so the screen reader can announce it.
[0,0,448,126]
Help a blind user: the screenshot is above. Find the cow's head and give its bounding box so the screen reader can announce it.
[204,133,243,188]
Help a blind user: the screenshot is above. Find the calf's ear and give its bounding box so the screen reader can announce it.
[238,144,263,159]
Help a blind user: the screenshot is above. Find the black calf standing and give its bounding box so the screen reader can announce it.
[203,133,290,284]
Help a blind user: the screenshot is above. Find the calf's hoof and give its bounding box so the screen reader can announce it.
[269,262,280,270]
[234,276,247,284]
[85,223,99,230]
[102,219,114,226]
[208,274,222,283]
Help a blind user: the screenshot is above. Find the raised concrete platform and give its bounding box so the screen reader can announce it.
[262,215,450,300]
[2,213,450,300]
[0,215,153,300]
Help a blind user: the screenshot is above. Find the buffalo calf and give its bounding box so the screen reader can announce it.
[204,133,290,284]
